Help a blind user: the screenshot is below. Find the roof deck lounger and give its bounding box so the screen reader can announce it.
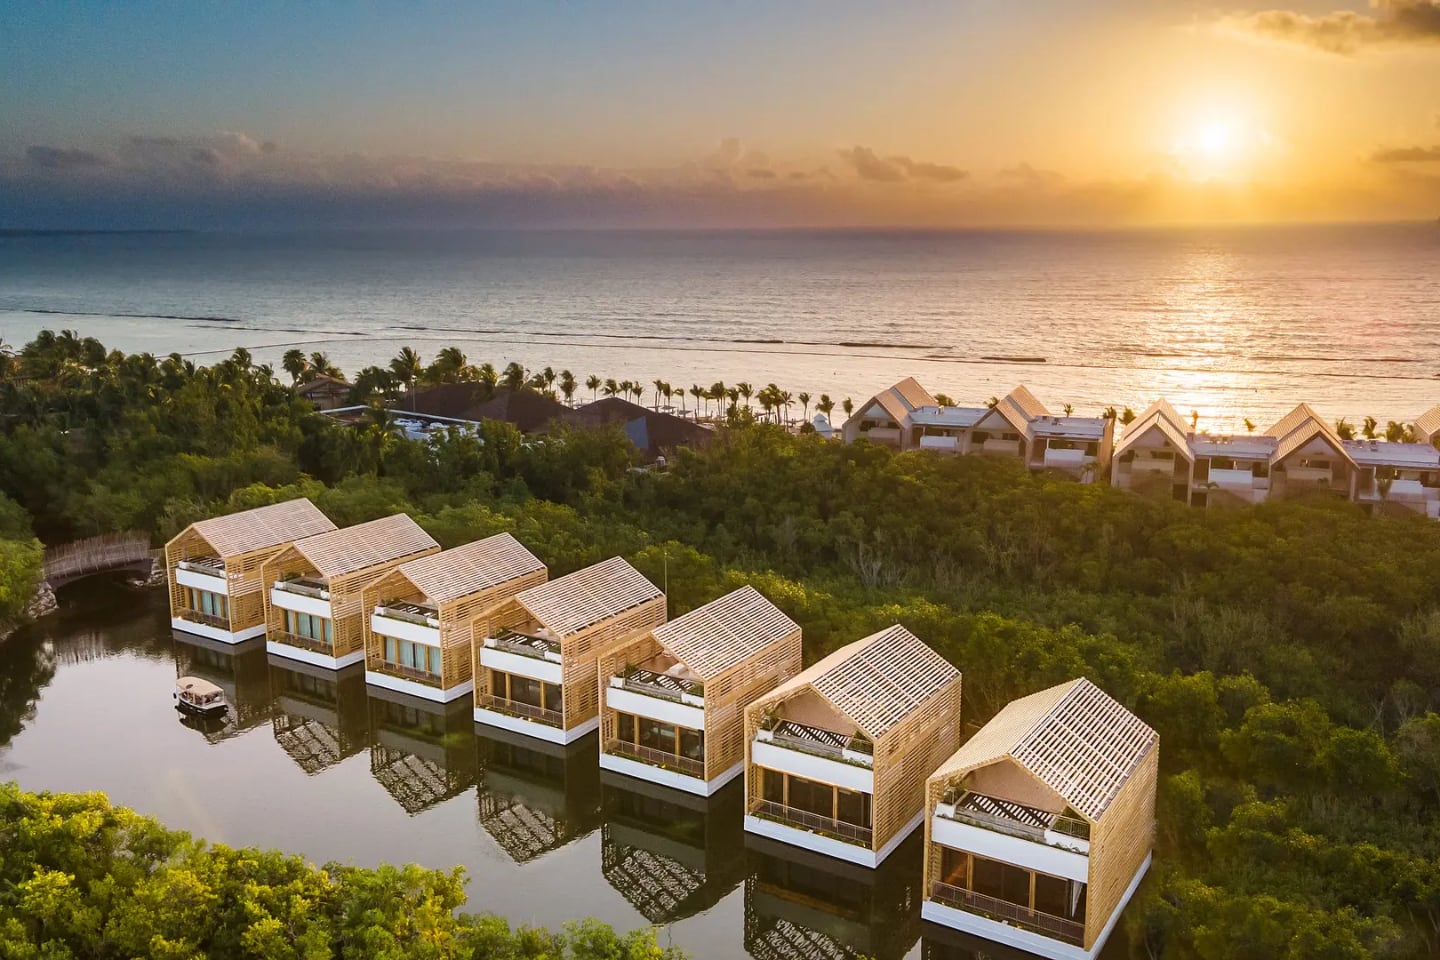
[361,533,547,704]
[165,498,337,644]
[743,624,963,868]
[472,556,666,745]
[597,585,804,796]
[921,677,1158,960]
[261,514,440,670]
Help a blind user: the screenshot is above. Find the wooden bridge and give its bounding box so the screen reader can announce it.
[43,532,155,589]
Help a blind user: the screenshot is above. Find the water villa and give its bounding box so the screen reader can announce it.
[166,498,336,644]
[921,678,1158,960]
[472,556,666,745]
[261,514,440,669]
[361,533,547,703]
[841,379,1113,481]
[598,586,803,796]
[743,624,963,868]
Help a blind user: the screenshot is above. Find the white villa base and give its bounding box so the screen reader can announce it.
[472,706,597,745]
[598,753,742,797]
[265,641,364,671]
[921,853,1151,960]
[365,671,472,704]
[743,809,923,869]
[171,618,266,645]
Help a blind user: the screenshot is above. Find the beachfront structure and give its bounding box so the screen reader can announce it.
[473,557,666,745]
[166,499,337,644]
[841,379,1114,481]
[597,586,803,796]
[1113,400,1440,515]
[743,624,963,868]
[261,514,440,670]
[921,678,1158,960]
[360,534,546,703]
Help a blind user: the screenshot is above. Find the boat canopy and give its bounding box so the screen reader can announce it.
[175,676,225,700]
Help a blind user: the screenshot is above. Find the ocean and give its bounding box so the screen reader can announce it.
[2,224,1438,430]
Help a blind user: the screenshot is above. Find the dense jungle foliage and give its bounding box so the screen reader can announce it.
[2,331,1439,959]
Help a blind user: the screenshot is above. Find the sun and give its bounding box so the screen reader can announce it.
[1171,111,1268,181]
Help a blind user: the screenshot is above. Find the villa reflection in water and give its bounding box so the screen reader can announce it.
[475,727,603,862]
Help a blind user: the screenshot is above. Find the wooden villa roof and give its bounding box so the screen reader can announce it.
[651,586,798,680]
[1112,399,1192,461]
[1266,402,1354,467]
[932,677,1156,824]
[861,377,938,425]
[516,556,662,639]
[289,514,438,578]
[184,498,336,558]
[1415,404,1440,443]
[770,624,958,740]
[984,385,1049,437]
[394,533,545,603]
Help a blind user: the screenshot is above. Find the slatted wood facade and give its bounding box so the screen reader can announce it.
[360,534,547,693]
[921,677,1159,952]
[744,624,963,858]
[165,499,336,634]
[261,514,440,662]
[596,586,803,783]
[472,557,667,736]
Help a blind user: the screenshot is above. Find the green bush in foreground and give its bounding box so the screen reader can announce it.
[0,784,684,960]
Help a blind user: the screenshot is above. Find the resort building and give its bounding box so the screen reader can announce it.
[597,586,803,796]
[921,678,1158,960]
[1108,400,1196,501]
[600,775,747,925]
[472,556,666,745]
[361,533,547,703]
[261,514,440,670]
[842,380,1114,481]
[476,728,604,863]
[1263,403,1355,501]
[743,624,963,868]
[1418,405,1440,448]
[1344,437,1440,518]
[166,498,337,644]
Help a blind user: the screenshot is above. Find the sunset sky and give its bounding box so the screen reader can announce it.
[3,1,1440,228]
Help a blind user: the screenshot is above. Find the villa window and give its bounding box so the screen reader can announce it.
[759,768,872,828]
[1085,442,1098,455]
[492,669,561,713]
[382,635,441,677]
[187,588,228,621]
[615,711,704,760]
[285,610,333,645]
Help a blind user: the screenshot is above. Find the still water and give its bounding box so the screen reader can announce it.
[0,581,1075,960]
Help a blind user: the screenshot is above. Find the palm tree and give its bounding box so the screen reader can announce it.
[309,352,342,380]
[842,397,854,419]
[986,396,1000,409]
[603,378,620,398]
[389,347,424,409]
[689,384,704,418]
[586,374,601,401]
[559,370,577,406]
[282,349,307,384]
[653,379,666,411]
[1385,420,1407,443]
[737,382,754,411]
[429,347,467,383]
[779,390,794,425]
[817,394,835,425]
[1063,403,1074,416]
[797,392,811,423]
[1190,410,1200,430]
[476,362,499,396]
[1120,407,1136,425]
[1244,418,1256,434]
[541,366,557,397]
[502,362,526,392]
[1363,416,1378,440]
[1335,418,1356,440]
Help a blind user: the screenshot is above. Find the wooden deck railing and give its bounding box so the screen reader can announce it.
[477,693,562,728]
[750,799,872,846]
[177,610,231,630]
[928,881,1084,946]
[605,739,704,777]
[372,661,443,687]
[43,532,151,585]
[269,630,334,655]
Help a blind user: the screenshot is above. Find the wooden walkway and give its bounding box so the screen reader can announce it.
[43,532,153,588]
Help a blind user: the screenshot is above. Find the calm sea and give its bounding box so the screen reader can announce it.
[2,224,1438,429]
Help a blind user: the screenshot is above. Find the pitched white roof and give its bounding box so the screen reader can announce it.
[186,498,336,558]
[1031,415,1107,441]
[1189,433,1277,459]
[1113,400,1192,461]
[652,586,799,679]
[1342,439,1440,469]
[516,557,662,639]
[771,624,959,739]
[1266,403,1354,467]
[395,533,544,603]
[290,514,438,579]
[933,678,1156,823]
[1416,405,1440,443]
[910,405,988,428]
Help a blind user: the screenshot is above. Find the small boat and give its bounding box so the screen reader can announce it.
[174,676,228,716]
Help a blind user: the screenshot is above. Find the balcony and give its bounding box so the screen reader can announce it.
[488,629,562,663]
[928,880,1084,947]
[269,630,335,655]
[178,609,231,631]
[612,667,704,706]
[178,556,226,574]
[861,426,902,445]
[981,438,1022,457]
[936,791,1089,853]
[758,719,873,767]
[605,738,705,778]
[275,576,331,600]
[371,660,442,688]
[918,435,960,453]
[750,798,872,847]
[375,600,439,628]
[477,692,562,729]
